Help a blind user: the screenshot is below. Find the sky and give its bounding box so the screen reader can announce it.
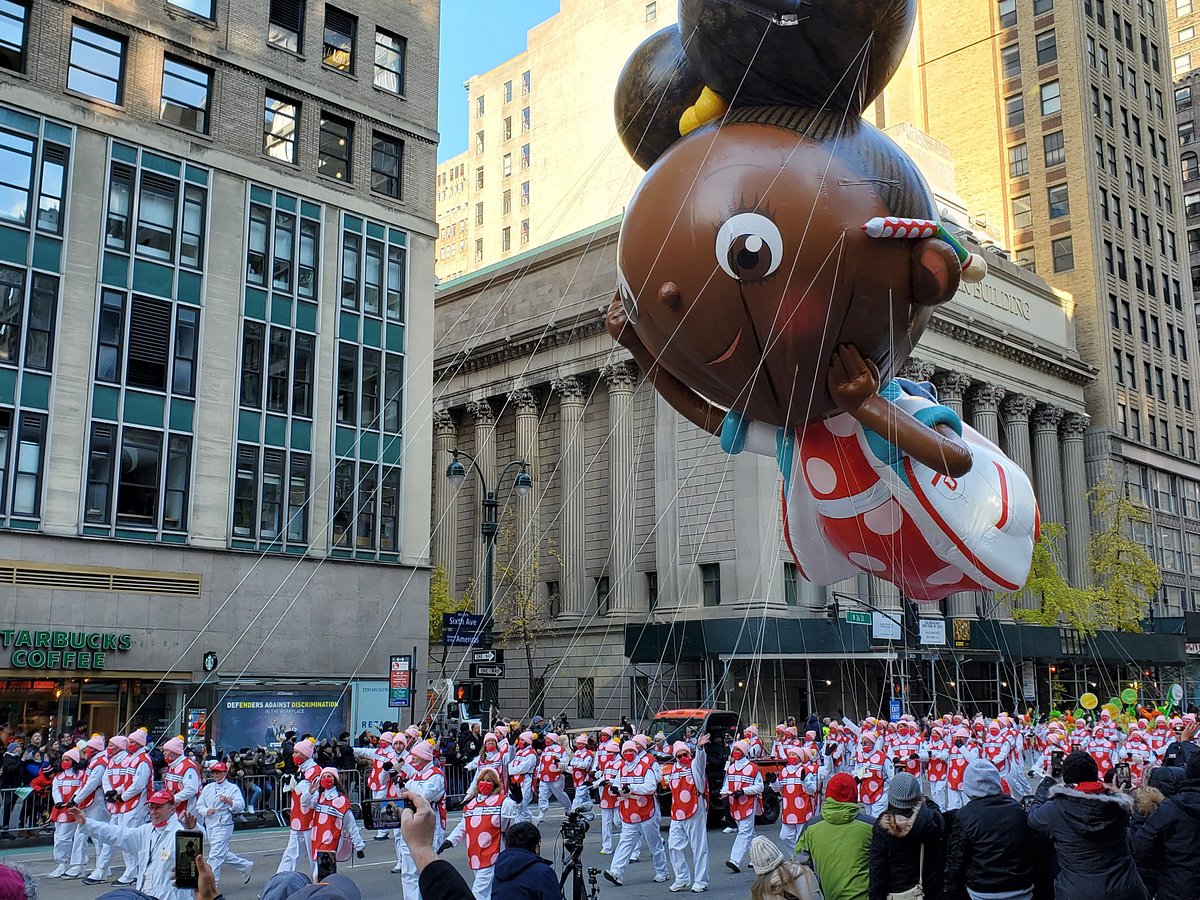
[437,0,561,162]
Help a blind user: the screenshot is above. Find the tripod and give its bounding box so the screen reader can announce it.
[559,843,600,900]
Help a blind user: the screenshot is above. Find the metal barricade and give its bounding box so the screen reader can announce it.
[0,786,55,838]
[444,763,473,810]
[235,773,286,822]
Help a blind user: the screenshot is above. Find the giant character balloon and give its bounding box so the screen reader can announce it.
[608,0,1038,601]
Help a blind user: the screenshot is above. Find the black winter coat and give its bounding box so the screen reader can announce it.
[0,752,23,789]
[868,798,945,900]
[1027,781,1148,900]
[493,848,561,900]
[944,793,1036,898]
[1130,782,1200,900]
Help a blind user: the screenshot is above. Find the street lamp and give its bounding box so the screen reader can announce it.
[445,449,532,648]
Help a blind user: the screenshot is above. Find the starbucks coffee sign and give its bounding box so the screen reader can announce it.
[0,630,133,670]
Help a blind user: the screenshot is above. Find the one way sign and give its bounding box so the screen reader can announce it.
[470,663,505,679]
[471,649,504,664]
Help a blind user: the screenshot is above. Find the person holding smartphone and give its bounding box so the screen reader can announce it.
[197,762,253,885]
[70,789,199,899]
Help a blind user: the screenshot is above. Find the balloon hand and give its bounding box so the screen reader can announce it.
[827,344,880,414]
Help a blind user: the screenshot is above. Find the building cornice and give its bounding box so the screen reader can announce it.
[928,310,1097,388]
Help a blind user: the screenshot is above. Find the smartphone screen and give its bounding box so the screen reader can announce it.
[1116,763,1131,788]
[1051,751,1064,779]
[174,830,203,890]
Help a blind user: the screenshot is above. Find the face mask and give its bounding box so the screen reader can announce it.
[676,755,691,766]
[319,776,335,790]
[622,752,636,762]
[731,750,744,761]
[61,760,72,771]
[478,782,496,795]
[293,755,306,766]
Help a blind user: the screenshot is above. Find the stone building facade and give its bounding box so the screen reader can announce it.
[0,0,438,744]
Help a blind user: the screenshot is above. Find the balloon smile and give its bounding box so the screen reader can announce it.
[708,329,742,365]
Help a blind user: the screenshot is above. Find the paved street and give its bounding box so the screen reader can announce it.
[0,811,756,898]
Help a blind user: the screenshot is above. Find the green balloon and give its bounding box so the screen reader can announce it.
[1121,688,1138,705]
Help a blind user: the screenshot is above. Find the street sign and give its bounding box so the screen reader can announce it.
[471,649,505,664]
[919,618,946,646]
[443,633,479,647]
[443,612,481,631]
[388,655,412,708]
[889,699,903,722]
[845,610,871,625]
[470,663,505,679]
[872,611,902,641]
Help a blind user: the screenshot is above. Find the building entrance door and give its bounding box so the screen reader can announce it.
[81,701,118,737]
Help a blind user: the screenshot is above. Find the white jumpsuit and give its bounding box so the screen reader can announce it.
[197,779,253,882]
[83,814,198,900]
[666,750,709,891]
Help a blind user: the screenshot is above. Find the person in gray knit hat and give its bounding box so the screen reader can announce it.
[868,773,944,900]
[945,759,1038,900]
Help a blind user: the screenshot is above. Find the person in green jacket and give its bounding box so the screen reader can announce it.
[797,772,873,900]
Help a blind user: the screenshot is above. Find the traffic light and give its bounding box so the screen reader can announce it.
[455,682,483,703]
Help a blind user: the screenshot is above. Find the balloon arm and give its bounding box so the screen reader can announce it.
[605,293,724,435]
[847,394,973,478]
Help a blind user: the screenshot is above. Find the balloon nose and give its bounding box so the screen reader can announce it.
[659,282,681,309]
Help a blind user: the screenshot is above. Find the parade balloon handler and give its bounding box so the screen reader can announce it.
[608,0,1038,602]
[305,768,365,882]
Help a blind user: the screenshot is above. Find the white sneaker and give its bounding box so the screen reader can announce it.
[653,874,669,883]
[115,875,137,885]
[722,826,736,834]
[603,871,623,887]
[691,885,708,893]
[669,882,690,893]
[391,865,403,873]
[243,861,254,884]
[64,867,81,879]
[47,865,67,878]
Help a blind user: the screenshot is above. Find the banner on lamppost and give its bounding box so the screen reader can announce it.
[389,655,412,708]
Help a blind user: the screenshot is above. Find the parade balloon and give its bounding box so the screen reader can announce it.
[1121,688,1138,706]
[1080,693,1098,711]
[607,0,1037,601]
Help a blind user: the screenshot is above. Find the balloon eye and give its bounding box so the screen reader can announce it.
[716,212,783,282]
[617,270,639,323]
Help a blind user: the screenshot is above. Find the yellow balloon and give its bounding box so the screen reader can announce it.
[1102,703,1120,717]
[693,86,729,122]
[1080,692,1098,710]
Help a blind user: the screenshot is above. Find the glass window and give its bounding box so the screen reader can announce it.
[273,211,294,291]
[503,80,512,104]
[383,353,402,432]
[116,428,161,527]
[475,95,484,119]
[522,106,530,132]
[502,189,511,215]
[522,70,530,95]
[386,245,404,322]
[340,231,359,308]
[1005,93,1024,127]
[287,453,310,542]
[1048,183,1069,218]
[168,0,213,19]
[322,5,356,72]
[268,0,304,52]
[502,153,512,178]
[502,117,511,142]
[96,289,124,383]
[10,411,42,516]
[37,143,68,235]
[1040,80,1061,115]
[360,348,380,428]
[318,113,352,181]
[22,273,56,372]
[356,462,377,548]
[136,173,177,262]
[521,143,530,169]
[521,180,530,207]
[701,563,721,606]
[332,458,354,547]
[1002,44,1021,79]
[247,203,269,285]
[298,218,318,299]
[373,29,404,94]
[263,93,298,163]
[1052,236,1074,271]
[1036,30,1057,66]
[0,0,29,73]
[160,57,211,133]
[998,0,1016,27]
[292,332,313,417]
[520,218,529,245]
[260,448,284,540]
[380,464,400,551]
[180,185,205,268]
[68,23,125,104]
[501,226,510,251]
[84,422,115,523]
[162,434,190,531]
[336,342,357,424]
[1043,130,1065,167]
[172,305,197,396]
[1011,194,1032,229]
[475,167,484,189]
[239,320,264,408]
[363,239,382,316]
[232,444,258,537]
[0,128,34,226]
[266,327,290,413]
[105,163,132,251]
[1008,143,1028,177]
[1184,153,1199,181]
[371,132,402,199]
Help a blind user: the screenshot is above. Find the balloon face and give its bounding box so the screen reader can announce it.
[617,119,936,427]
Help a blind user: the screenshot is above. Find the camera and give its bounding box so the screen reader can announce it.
[561,808,592,854]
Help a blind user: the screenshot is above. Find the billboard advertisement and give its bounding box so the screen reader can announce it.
[352,680,399,735]
[215,690,349,750]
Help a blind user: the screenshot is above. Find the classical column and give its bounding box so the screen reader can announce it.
[1032,404,1066,529]
[552,375,588,618]
[1000,394,1037,480]
[467,397,496,614]
[967,384,1006,444]
[1060,413,1092,587]
[934,372,974,619]
[432,408,459,588]
[510,387,540,600]
[932,371,972,417]
[1000,394,1038,610]
[604,361,639,614]
[899,357,936,383]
